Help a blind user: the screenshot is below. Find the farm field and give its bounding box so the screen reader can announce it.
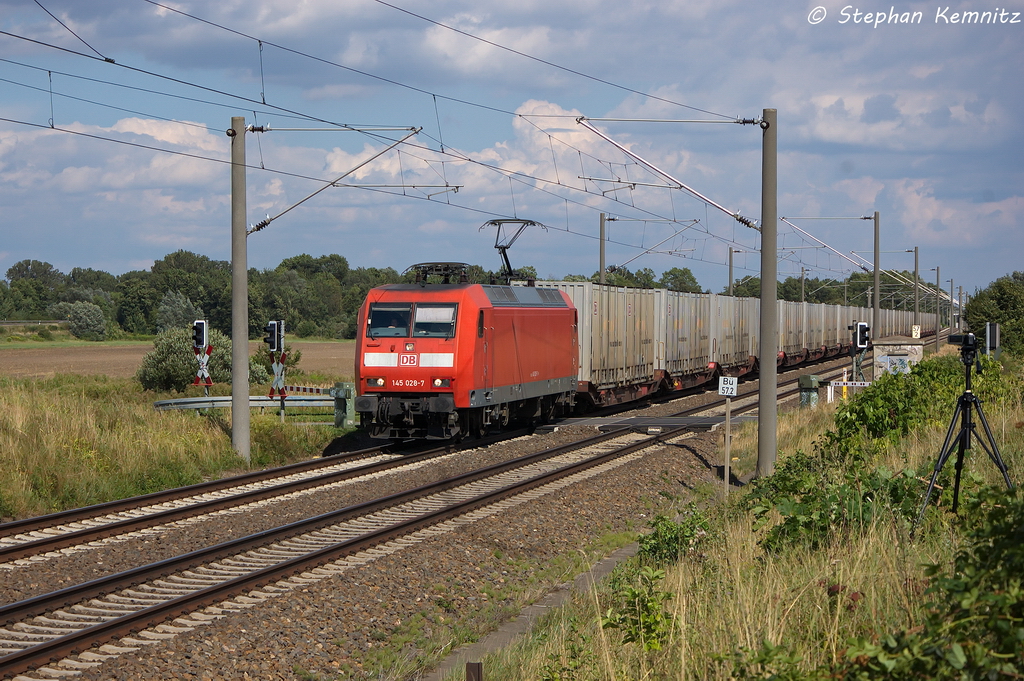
[0,340,356,380]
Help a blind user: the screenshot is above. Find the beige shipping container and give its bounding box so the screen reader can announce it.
[537,282,658,389]
[805,302,826,351]
[707,293,752,369]
[778,300,805,357]
[824,304,841,348]
[738,296,760,360]
[538,281,934,394]
[662,290,710,376]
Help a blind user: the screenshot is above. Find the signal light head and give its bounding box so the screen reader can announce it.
[263,321,278,351]
[855,321,870,349]
[263,320,284,352]
[192,320,208,349]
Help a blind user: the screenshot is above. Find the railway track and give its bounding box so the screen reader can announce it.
[0,426,681,679]
[0,447,410,566]
[0,361,851,570]
[0,429,541,567]
[0,349,843,561]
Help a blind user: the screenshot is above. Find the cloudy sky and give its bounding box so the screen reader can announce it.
[0,0,1021,297]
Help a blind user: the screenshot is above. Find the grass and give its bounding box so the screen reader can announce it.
[454,351,1024,680]
[0,323,156,345]
[0,374,342,521]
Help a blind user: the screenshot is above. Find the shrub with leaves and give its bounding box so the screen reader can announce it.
[638,504,711,564]
[601,565,674,652]
[47,300,107,340]
[744,351,1020,553]
[749,464,921,553]
[538,616,595,681]
[715,641,808,681]
[136,327,232,391]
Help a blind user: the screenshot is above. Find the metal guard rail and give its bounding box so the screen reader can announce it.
[154,382,357,427]
[154,396,334,410]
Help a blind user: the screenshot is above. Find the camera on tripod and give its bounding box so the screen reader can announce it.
[916,330,1013,526]
[948,332,976,349]
[949,332,978,365]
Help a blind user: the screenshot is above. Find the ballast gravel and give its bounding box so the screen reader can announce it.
[74,429,719,681]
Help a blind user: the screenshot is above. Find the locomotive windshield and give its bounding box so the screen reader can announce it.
[367,304,412,337]
[413,304,457,337]
[366,303,457,338]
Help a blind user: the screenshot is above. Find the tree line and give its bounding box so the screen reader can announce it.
[1,251,1015,350]
[0,253,711,340]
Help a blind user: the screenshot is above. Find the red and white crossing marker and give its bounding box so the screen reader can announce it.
[268,352,287,397]
[193,345,213,386]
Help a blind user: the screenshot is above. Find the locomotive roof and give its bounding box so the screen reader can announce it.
[373,283,569,308]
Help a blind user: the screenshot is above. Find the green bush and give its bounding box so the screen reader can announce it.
[601,565,674,652]
[637,505,711,565]
[294,320,319,338]
[136,327,233,391]
[746,460,920,553]
[47,300,107,340]
[249,357,270,385]
[740,351,1013,553]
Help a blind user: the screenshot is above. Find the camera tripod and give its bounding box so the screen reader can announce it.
[916,341,1014,526]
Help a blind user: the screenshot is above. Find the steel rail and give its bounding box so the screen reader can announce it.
[661,364,850,420]
[0,445,392,539]
[0,427,630,626]
[0,447,453,563]
[0,426,652,677]
[0,424,540,562]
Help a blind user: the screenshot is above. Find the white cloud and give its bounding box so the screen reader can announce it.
[835,177,885,206]
[110,119,223,152]
[894,179,1022,246]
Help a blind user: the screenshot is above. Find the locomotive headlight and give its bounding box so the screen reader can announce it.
[405,343,415,351]
[367,377,385,387]
[432,378,451,388]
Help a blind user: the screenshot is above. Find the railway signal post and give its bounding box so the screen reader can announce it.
[191,319,212,397]
[265,320,287,422]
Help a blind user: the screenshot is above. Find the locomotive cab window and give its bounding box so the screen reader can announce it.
[413,304,457,338]
[368,304,412,337]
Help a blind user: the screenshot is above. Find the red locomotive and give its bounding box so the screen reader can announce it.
[354,263,578,439]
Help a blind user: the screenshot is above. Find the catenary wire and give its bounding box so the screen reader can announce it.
[0,73,215,131]
[33,0,110,61]
[369,0,736,120]
[1,18,849,277]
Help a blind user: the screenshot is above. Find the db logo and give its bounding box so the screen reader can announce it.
[399,354,418,366]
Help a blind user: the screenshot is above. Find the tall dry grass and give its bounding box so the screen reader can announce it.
[0,375,338,520]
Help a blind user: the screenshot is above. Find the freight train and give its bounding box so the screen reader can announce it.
[353,263,936,440]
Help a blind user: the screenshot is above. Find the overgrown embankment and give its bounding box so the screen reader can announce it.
[0,374,339,521]
[472,351,1024,680]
